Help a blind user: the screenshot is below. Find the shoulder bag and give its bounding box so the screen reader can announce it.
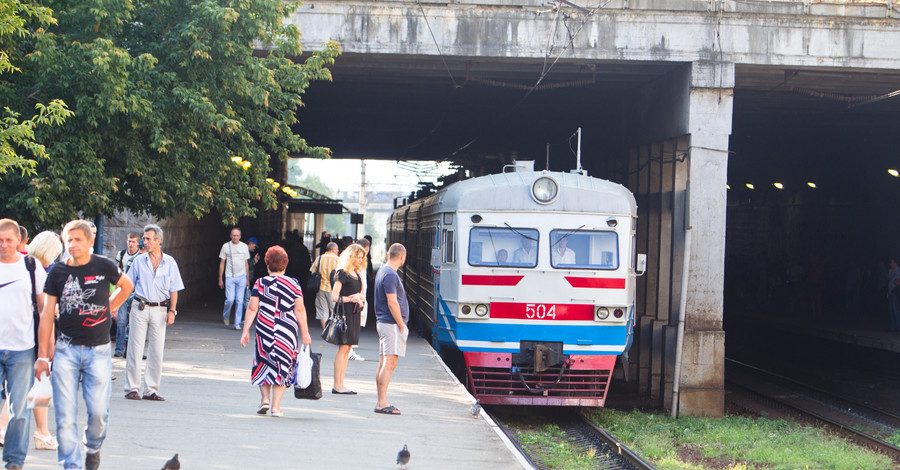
[321,301,348,345]
[306,257,321,293]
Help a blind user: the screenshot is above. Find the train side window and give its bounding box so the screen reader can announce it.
[468,227,539,268]
[442,229,455,264]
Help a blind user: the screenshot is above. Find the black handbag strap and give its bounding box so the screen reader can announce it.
[25,255,39,345]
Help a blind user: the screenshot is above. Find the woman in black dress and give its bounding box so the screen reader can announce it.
[330,243,367,394]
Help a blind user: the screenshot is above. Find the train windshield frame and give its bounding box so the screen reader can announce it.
[550,229,619,270]
[468,227,539,268]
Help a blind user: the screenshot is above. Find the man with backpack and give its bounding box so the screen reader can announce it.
[113,232,141,357]
[0,219,46,470]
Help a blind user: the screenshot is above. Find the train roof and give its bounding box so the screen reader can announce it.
[431,170,637,215]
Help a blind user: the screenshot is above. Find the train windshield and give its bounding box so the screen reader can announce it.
[468,227,539,268]
[550,230,619,270]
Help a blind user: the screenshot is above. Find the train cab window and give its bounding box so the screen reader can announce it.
[550,230,619,270]
[442,229,455,263]
[468,227,539,268]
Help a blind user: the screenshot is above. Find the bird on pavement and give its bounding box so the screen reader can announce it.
[161,453,180,470]
[397,444,410,468]
[471,402,482,418]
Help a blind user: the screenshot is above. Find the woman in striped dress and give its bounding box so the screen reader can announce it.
[240,245,312,417]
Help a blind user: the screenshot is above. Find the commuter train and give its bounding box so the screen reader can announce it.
[387,162,644,406]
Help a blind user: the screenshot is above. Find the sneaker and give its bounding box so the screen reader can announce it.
[85,451,100,470]
[223,317,230,326]
[113,352,124,358]
[348,351,365,361]
[234,324,242,330]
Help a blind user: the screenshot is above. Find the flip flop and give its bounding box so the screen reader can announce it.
[331,389,357,395]
[374,405,401,415]
[257,404,270,415]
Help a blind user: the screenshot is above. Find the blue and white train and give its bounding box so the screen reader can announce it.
[387,163,643,406]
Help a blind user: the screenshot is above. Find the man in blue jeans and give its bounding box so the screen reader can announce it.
[218,228,250,330]
[35,220,133,470]
[0,219,47,470]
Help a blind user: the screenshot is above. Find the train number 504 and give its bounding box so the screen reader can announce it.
[525,304,556,319]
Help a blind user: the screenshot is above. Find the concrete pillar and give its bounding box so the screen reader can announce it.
[314,213,326,257]
[675,61,733,417]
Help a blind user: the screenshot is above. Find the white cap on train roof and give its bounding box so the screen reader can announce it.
[436,170,637,215]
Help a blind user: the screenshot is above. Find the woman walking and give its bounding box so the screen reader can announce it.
[240,246,311,417]
[330,244,367,394]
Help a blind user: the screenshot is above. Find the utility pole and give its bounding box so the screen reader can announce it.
[358,159,367,240]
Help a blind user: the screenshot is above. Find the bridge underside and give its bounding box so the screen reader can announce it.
[291,4,900,416]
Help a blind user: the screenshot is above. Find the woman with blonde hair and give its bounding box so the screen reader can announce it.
[25,230,63,450]
[27,231,63,270]
[330,243,367,394]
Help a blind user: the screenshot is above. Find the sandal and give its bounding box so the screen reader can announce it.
[34,432,58,450]
[374,405,401,415]
[271,410,283,417]
[257,403,270,415]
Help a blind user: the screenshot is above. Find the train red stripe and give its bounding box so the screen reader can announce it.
[461,275,524,286]
[565,277,626,289]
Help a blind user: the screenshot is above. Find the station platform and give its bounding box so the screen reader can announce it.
[728,312,900,353]
[21,305,530,469]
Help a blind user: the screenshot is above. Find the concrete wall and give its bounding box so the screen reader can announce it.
[292,2,900,69]
[103,211,222,305]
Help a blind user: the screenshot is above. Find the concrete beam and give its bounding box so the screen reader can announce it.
[291,2,900,70]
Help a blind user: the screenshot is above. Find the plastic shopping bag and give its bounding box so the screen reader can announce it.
[27,373,52,409]
[296,345,313,389]
[294,348,323,400]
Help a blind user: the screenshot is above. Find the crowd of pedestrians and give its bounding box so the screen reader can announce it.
[0,216,411,468]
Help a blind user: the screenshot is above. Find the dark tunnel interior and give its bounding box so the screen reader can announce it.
[296,56,900,340]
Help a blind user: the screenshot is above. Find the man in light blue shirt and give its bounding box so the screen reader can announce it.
[124,224,184,402]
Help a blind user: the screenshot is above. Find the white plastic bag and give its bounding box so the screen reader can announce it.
[27,373,52,409]
[296,345,313,389]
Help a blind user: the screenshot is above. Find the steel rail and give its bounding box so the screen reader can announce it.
[726,358,900,427]
[726,360,900,461]
[577,414,657,470]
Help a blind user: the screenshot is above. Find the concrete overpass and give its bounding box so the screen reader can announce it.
[286,0,900,416]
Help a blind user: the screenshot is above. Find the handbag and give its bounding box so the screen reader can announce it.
[321,301,349,345]
[293,348,323,400]
[306,257,321,292]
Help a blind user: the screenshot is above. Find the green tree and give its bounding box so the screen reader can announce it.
[0,0,339,228]
[0,1,72,177]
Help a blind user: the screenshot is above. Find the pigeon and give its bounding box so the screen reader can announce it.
[471,402,482,418]
[396,444,410,468]
[161,453,180,470]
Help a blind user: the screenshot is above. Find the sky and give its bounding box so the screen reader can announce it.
[292,158,457,194]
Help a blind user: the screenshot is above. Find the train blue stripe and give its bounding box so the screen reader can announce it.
[455,322,628,346]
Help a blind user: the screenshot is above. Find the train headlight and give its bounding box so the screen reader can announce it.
[475,304,489,317]
[596,307,609,320]
[531,177,559,204]
[613,308,624,319]
[461,305,472,316]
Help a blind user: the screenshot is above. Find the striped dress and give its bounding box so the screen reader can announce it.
[250,275,302,386]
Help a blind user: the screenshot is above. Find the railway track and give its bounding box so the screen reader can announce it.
[489,408,656,470]
[726,358,900,461]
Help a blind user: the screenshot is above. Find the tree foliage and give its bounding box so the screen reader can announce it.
[0,0,340,228]
[0,1,72,177]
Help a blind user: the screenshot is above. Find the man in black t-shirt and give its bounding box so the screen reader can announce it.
[35,220,133,470]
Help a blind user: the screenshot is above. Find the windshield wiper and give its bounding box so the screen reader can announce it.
[551,224,586,247]
[503,223,538,242]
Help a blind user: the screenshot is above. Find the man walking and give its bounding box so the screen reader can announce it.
[374,243,409,416]
[113,232,141,357]
[310,242,340,329]
[124,224,184,402]
[219,228,250,330]
[0,219,46,470]
[35,219,133,470]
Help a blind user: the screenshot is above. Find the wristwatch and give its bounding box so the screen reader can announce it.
[168,309,177,316]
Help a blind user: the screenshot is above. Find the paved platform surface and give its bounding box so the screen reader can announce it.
[19,306,528,469]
